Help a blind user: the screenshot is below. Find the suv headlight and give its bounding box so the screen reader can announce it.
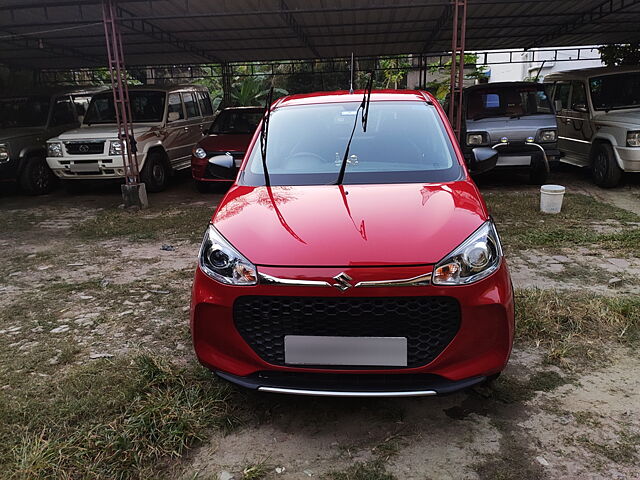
[627,131,640,147]
[432,220,503,285]
[199,225,257,285]
[193,146,207,159]
[0,143,9,162]
[47,142,63,157]
[467,132,488,146]
[538,129,557,142]
[109,140,126,156]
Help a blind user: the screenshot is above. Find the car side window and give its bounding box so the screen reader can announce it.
[167,93,184,122]
[50,96,77,126]
[197,91,214,116]
[554,82,571,111]
[570,81,587,110]
[183,92,200,118]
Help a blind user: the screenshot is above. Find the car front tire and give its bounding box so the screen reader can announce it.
[141,151,170,193]
[592,143,622,188]
[19,156,58,195]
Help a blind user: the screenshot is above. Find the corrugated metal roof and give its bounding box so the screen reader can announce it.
[1,0,639,69]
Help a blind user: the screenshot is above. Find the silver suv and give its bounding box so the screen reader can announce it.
[0,87,98,194]
[545,66,640,187]
[46,84,215,192]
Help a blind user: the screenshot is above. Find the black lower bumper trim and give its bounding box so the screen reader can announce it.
[215,370,485,397]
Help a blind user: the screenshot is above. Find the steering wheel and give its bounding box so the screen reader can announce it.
[287,151,329,166]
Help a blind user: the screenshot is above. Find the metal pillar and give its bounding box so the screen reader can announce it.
[448,0,467,140]
[222,62,233,106]
[103,0,147,207]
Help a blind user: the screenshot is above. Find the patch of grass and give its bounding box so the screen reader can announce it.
[241,460,271,480]
[571,430,640,466]
[0,354,238,479]
[327,460,395,480]
[0,210,49,234]
[488,370,569,404]
[515,288,640,363]
[484,192,640,251]
[72,205,213,242]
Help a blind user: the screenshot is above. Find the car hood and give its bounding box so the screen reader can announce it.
[0,126,46,142]
[55,124,154,141]
[213,181,488,266]
[466,114,557,143]
[199,133,253,153]
[594,109,640,127]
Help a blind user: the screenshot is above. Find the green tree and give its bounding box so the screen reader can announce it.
[425,54,487,101]
[598,43,640,66]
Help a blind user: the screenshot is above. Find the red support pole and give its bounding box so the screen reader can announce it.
[448,0,467,140]
[102,0,140,186]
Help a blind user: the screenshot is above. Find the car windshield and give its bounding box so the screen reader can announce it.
[239,101,461,186]
[0,96,50,128]
[466,85,552,120]
[210,109,263,134]
[589,72,640,111]
[84,91,166,124]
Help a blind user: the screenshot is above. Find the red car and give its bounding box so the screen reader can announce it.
[191,106,263,192]
[191,89,514,397]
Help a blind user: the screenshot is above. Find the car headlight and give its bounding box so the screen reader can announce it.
[627,131,640,147]
[432,220,502,285]
[467,132,488,146]
[193,147,207,159]
[47,142,63,157]
[199,225,257,285]
[0,143,9,162]
[109,140,126,156]
[538,129,557,142]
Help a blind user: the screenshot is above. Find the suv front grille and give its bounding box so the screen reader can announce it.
[233,296,461,368]
[65,141,105,155]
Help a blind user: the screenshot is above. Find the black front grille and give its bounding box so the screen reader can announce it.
[65,141,105,155]
[233,296,461,368]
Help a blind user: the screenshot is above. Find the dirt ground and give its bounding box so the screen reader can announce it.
[1,167,639,479]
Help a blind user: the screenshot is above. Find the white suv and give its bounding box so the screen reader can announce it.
[46,84,215,192]
[545,66,640,187]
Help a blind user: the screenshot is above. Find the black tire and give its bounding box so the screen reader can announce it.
[195,180,211,193]
[528,154,549,185]
[19,156,58,195]
[140,151,170,193]
[592,143,622,188]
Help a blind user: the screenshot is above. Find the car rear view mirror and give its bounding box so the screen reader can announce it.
[554,100,563,111]
[209,153,234,169]
[470,147,499,174]
[167,111,181,122]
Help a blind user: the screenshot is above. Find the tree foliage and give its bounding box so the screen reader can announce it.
[598,43,640,66]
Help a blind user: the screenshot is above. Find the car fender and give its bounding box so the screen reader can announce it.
[137,138,165,170]
[591,131,625,169]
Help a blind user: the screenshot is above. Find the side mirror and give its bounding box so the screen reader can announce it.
[573,103,588,113]
[554,100,563,111]
[469,147,499,175]
[209,153,234,169]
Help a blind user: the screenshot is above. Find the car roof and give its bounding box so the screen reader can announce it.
[544,65,640,82]
[90,84,210,95]
[221,106,263,112]
[0,85,104,99]
[275,89,434,108]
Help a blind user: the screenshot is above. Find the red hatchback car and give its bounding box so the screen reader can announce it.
[191,89,514,397]
[191,106,263,192]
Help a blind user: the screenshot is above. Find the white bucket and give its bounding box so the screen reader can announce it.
[540,184,566,214]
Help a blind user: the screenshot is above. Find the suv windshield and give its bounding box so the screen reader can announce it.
[84,91,166,124]
[589,72,640,111]
[466,85,551,120]
[210,109,262,134]
[0,96,50,128]
[240,101,461,186]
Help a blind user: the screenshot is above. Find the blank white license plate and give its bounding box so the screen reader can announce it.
[70,162,100,173]
[284,335,407,367]
[496,155,531,166]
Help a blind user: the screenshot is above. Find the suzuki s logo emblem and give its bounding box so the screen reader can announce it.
[79,144,89,153]
[332,272,353,292]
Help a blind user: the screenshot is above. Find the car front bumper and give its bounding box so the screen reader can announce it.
[614,146,640,172]
[190,262,514,396]
[46,155,127,179]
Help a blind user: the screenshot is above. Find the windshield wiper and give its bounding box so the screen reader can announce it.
[335,71,373,185]
[260,87,274,187]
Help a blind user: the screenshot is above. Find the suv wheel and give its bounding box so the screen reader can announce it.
[528,153,549,185]
[141,151,170,192]
[19,156,58,195]
[592,143,622,188]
